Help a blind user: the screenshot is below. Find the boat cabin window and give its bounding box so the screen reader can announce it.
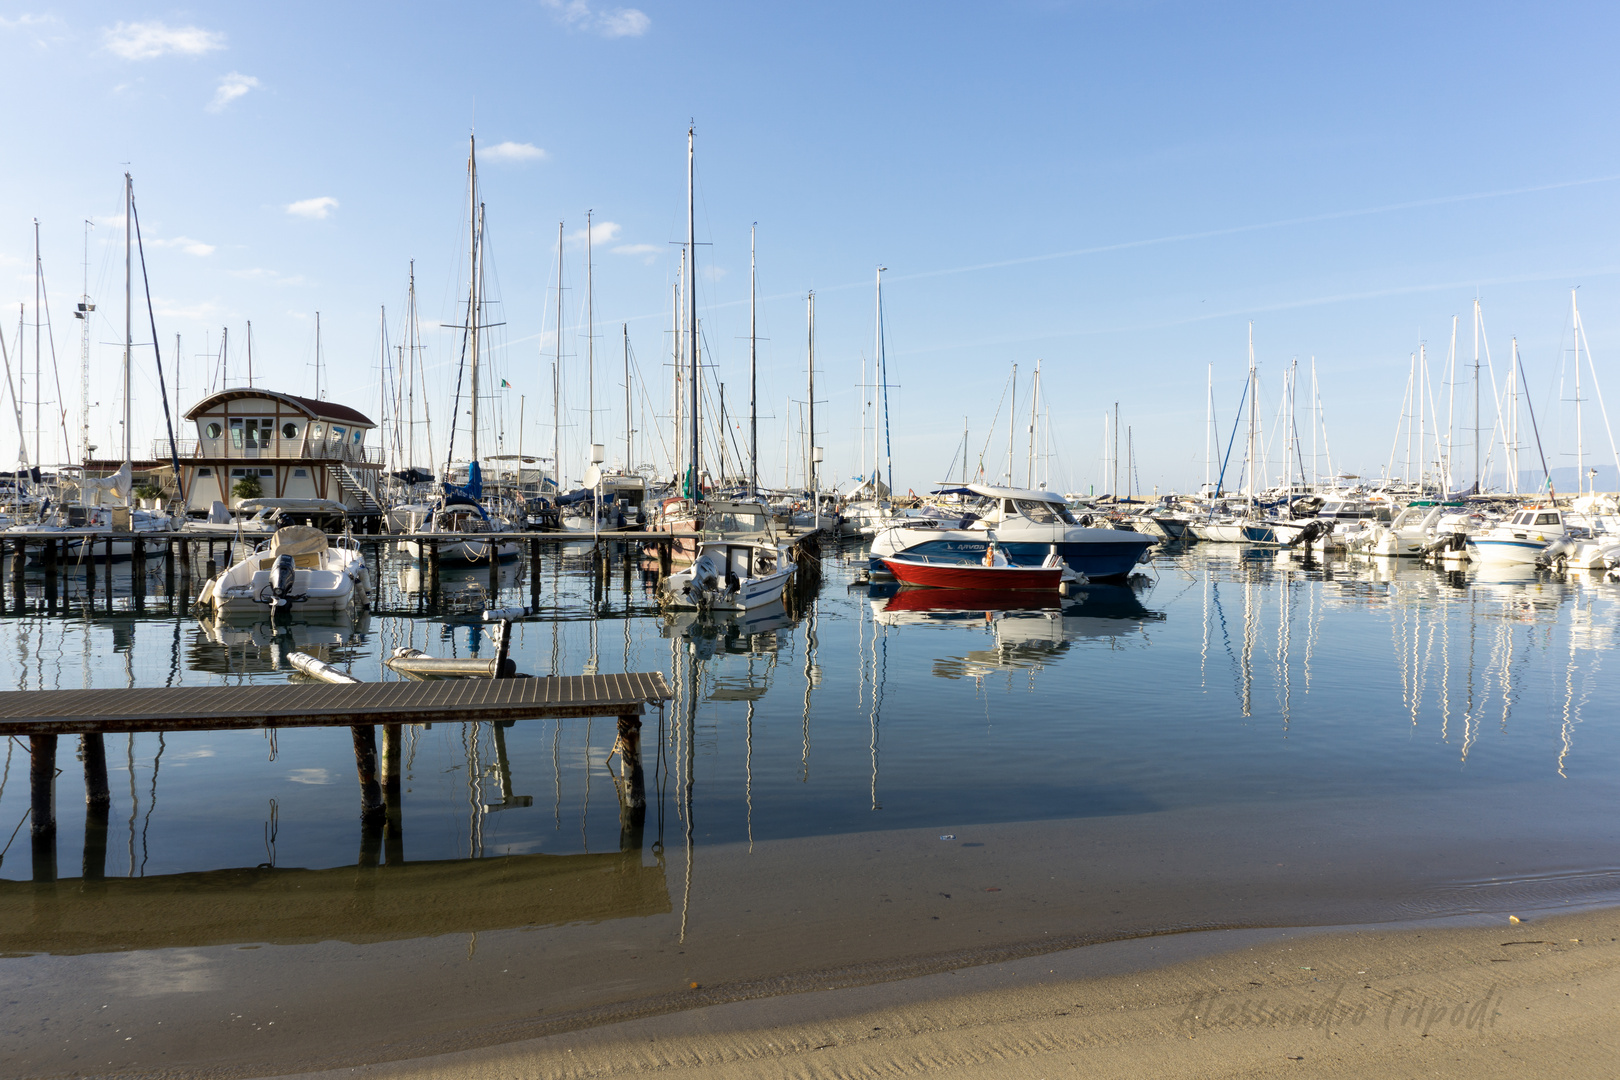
[708,509,767,534]
[1015,499,1058,523]
[1512,512,1532,525]
[1535,513,1559,526]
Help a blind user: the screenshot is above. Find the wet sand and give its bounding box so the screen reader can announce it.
[282,906,1620,1080]
[6,786,1620,1078]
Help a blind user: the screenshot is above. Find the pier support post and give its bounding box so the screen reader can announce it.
[528,537,541,608]
[85,539,95,606]
[615,715,646,851]
[658,539,672,579]
[29,734,57,883]
[179,539,192,599]
[488,548,500,594]
[381,723,403,866]
[81,734,110,881]
[164,540,175,606]
[103,539,113,608]
[351,724,385,824]
[428,541,441,602]
[10,538,25,608]
[42,538,56,609]
[205,538,217,584]
[132,539,147,610]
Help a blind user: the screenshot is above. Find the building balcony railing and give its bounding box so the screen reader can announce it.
[151,439,383,465]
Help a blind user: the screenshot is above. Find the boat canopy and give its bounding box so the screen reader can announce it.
[270,525,328,556]
[963,483,1065,504]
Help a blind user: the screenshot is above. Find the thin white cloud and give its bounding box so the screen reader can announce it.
[0,13,54,30]
[103,20,225,60]
[286,196,338,220]
[151,298,222,321]
[569,220,621,246]
[484,140,545,162]
[229,268,308,287]
[613,242,661,265]
[208,72,259,112]
[541,0,650,38]
[149,236,215,257]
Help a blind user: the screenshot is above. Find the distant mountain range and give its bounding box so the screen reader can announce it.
[1514,465,1620,493]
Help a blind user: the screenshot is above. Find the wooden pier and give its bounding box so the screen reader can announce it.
[0,673,672,883]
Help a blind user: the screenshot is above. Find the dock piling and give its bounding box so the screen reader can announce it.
[381,723,403,865]
[42,538,57,608]
[528,537,541,607]
[29,734,57,883]
[80,733,110,881]
[614,715,646,851]
[10,538,25,608]
[132,540,147,609]
[103,539,113,606]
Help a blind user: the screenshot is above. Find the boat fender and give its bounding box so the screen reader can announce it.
[725,569,741,593]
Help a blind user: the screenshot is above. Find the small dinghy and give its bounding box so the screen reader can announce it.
[199,526,370,615]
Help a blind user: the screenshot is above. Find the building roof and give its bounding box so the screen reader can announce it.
[183,389,374,428]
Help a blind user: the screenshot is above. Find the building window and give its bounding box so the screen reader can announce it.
[293,468,308,477]
[231,468,247,477]
[282,422,299,439]
[205,423,222,439]
[258,468,274,477]
[198,468,213,477]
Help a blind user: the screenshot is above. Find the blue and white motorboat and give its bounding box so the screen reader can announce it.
[1466,507,1568,566]
[868,484,1153,582]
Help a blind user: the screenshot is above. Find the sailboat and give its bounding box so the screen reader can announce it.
[6,176,174,559]
[402,136,518,565]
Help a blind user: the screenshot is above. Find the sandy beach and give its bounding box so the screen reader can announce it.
[281,906,1620,1080]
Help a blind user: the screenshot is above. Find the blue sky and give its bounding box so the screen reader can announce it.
[3,2,1619,494]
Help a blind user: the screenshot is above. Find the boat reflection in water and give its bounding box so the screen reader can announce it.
[191,610,372,677]
[662,599,796,662]
[870,582,1165,678]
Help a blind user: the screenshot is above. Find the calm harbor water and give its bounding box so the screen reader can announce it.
[3,539,1620,1071]
[3,542,1616,880]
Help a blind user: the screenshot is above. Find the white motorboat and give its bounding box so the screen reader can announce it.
[198,526,370,615]
[659,537,796,610]
[1467,507,1569,566]
[870,484,1153,581]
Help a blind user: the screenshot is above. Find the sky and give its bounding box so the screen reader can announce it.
[3,1,1620,495]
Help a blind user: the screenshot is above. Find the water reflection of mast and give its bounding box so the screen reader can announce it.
[870,619,885,811]
[1239,569,1255,718]
[1276,568,1292,728]
[679,631,698,944]
[801,592,817,782]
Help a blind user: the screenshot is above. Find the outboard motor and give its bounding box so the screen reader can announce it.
[1537,536,1577,570]
[269,553,298,605]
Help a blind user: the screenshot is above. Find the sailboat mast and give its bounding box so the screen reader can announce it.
[1007,363,1017,487]
[586,208,595,449]
[123,177,132,462]
[686,125,699,500]
[1205,363,1213,494]
[1574,288,1584,498]
[1026,359,1040,488]
[1473,298,1481,494]
[749,224,757,494]
[877,266,891,491]
[624,323,632,471]
[407,262,417,465]
[1245,322,1256,507]
[554,220,564,483]
[78,218,92,466]
[671,262,681,482]
[247,320,254,388]
[807,290,816,501]
[467,136,481,463]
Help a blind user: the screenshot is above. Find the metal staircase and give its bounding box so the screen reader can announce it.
[331,462,382,513]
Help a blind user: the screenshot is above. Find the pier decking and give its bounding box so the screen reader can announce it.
[0,672,672,735]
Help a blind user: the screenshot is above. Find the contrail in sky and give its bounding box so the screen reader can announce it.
[503,170,1620,349]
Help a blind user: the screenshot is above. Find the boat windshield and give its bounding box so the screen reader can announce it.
[1015,498,1076,525]
[706,509,769,535]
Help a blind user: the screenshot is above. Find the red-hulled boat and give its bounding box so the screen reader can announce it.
[880,555,1063,591]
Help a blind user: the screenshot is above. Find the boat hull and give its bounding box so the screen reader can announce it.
[870,531,1150,582]
[881,558,1062,591]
